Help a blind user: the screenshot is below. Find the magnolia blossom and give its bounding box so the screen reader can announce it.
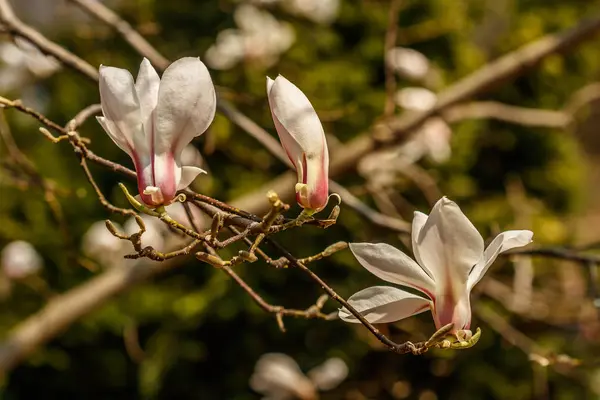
[387,47,430,81]
[205,5,295,70]
[250,353,348,400]
[1,241,43,280]
[82,221,129,268]
[339,197,533,334]
[267,75,329,213]
[98,57,216,207]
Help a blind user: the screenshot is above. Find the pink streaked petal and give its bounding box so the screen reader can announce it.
[349,243,435,298]
[339,286,431,324]
[468,230,533,290]
[151,152,177,204]
[154,57,216,157]
[302,148,329,212]
[431,288,471,332]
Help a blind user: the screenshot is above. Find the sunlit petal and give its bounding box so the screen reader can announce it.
[154,57,216,157]
[349,243,435,297]
[468,230,533,290]
[339,286,431,324]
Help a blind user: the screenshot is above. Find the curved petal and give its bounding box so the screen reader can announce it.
[339,286,431,324]
[349,243,435,297]
[96,116,132,157]
[411,211,433,279]
[267,75,329,211]
[267,77,305,182]
[177,166,207,190]
[135,58,160,135]
[267,75,326,157]
[416,197,484,293]
[98,65,147,156]
[154,57,216,157]
[468,230,533,290]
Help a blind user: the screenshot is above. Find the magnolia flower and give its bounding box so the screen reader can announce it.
[339,197,533,335]
[98,57,216,207]
[250,353,348,400]
[267,75,329,213]
[386,47,430,81]
[1,240,43,280]
[82,221,128,268]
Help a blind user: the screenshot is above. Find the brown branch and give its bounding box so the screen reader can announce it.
[264,237,433,355]
[383,0,402,117]
[442,101,571,128]
[220,265,332,332]
[66,0,169,71]
[506,247,600,264]
[474,303,582,370]
[0,257,179,373]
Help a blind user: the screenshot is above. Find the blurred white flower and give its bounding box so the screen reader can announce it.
[285,0,340,24]
[82,221,128,268]
[0,37,60,93]
[205,5,295,70]
[395,87,437,111]
[306,357,348,391]
[1,241,43,280]
[250,353,317,400]
[250,353,348,399]
[124,214,165,251]
[387,47,430,81]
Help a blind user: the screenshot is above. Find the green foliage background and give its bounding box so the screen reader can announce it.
[1,0,599,398]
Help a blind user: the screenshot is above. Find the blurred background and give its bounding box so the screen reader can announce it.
[1,0,600,398]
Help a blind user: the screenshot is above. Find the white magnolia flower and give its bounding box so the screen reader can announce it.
[339,197,533,335]
[387,47,430,81]
[285,0,340,24]
[98,57,216,206]
[1,241,43,280]
[395,87,437,111]
[250,353,348,400]
[205,5,295,70]
[267,75,330,213]
[306,357,348,391]
[82,221,128,268]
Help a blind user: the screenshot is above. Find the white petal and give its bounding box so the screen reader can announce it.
[267,76,304,176]
[135,58,160,135]
[416,197,484,292]
[98,65,147,156]
[267,75,327,167]
[468,230,533,290]
[154,57,216,157]
[307,358,348,391]
[177,166,207,190]
[250,353,315,399]
[411,211,433,279]
[339,286,431,324]
[96,116,132,157]
[349,243,435,297]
